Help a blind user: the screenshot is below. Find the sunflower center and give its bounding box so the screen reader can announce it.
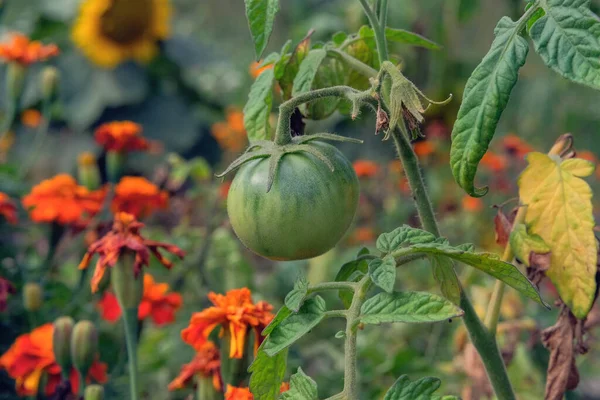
[100,0,154,45]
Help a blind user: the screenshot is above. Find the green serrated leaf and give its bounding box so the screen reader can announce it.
[376,225,437,253]
[285,276,309,312]
[292,49,328,97]
[429,255,461,305]
[263,296,326,356]
[509,223,551,267]
[368,256,397,293]
[450,17,529,197]
[383,375,459,400]
[358,26,441,50]
[244,67,275,142]
[335,258,369,308]
[280,368,319,400]
[245,0,280,59]
[530,0,600,90]
[279,34,312,99]
[332,31,348,46]
[262,305,292,336]
[249,346,288,400]
[361,292,464,325]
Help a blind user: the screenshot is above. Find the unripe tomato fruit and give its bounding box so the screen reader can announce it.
[227,141,359,261]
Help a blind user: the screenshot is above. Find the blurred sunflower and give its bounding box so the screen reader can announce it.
[72,0,171,68]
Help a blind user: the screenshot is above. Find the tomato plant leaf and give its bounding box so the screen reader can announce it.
[518,152,597,318]
[361,292,464,325]
[292,49,327,98]
[248,346,288,400]
[529,0,600,90]
[279,33,312,99]
[368,255,397,293]
[335,256,369,308]
[430,255,461,305]
[262,305,292,336]
[285,276,309,312]
[244,0,280,59]
[280,368,319,400]
[450,17,529,197]
[358,26,441,50]
[376,225,437,253]
[509,223,551,267]
[244,67,275,142]
[263,296,326,356]
[383,375,459,400]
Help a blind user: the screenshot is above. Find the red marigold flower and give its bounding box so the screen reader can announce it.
[21,174,106,225]
[0,33,59,66]
[111,176,169,218]
[462,195,484,212]
[168,341,222,392]
[181,288,274,359]
[0,192,17,224]
[0,277,16,312]
[79,212,185,293]
[502,134,533,159]
[352,160,380,178]
[413,141,436,158]
[480,151,508,173]
[225,385,254,400]
[0,324,107,396]
[94,121,149,152]
[98,274,182,326]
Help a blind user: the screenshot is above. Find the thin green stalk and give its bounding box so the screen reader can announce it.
[122,308,140,400]
[378,0,388,33]
[309,281,357,293]
[19,95,52,178]
[357,0,389,61]
[327,49,378,78]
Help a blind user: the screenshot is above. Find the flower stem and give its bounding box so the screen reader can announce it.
[19,94,52,178]
[122,307,140,400]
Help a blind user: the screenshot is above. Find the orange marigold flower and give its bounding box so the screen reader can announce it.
[0,324,107,396]
[352,160,380,178]
[480,151,507,173]
[349,226,376,244]
[0,33,59,66]
[181,288,274,359]
[211,108,248,153]
[0,192,18,224]
[413,141,436,158]
[225,385,254,400]
[98,274,182,326]
[0,277,16,312]
[79,212,185,293]
[168,341,222,391]
[577,150,597,163]
[112,176,169,218]
[388,160,403,175]
[94,121,148,152]
[462,195,483,212]
[21,109,42,128]
[22,174,106,225]
[249,61,274,79]
[502,134,533,159]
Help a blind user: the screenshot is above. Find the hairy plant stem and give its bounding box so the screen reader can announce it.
[357,0,389,61]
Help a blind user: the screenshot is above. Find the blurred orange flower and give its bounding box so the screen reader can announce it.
[79,212,185,292]
[502,134,533,159]
[168,341,222,391]
[577,150,597,163]
[249,61,274,79]
[462,195,483,212]
[353,160,380,178]
[0,324,107,396]
[112,176,168,218]
[21,109,42,128]
[0,277,16,312]
[211,108,248,153]
[388,160,403,175]
[219,181,232,201]
[413,141,436,158]
[349,226,376,244]
[0,33,59,66]
[0,193,17,224]
[181,288,274,359]
[480,151,507,173]
[98,274,182,325]
[226,386,254,400]
[95,121,148,152]
[22,174,106,225]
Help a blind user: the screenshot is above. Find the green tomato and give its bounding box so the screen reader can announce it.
[227,141,359,261]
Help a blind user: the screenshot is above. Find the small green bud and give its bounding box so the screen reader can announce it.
[41,66,59,100]
[106,150,126,184]
[84,384,104,400]
[71,320,98,379]
[23,282,42,312]
[77,152,101,190]
[53,316,75,378]
[6,63,26,102]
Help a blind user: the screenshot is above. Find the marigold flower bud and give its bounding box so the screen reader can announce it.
[84,384,104,400]
[53,316,75,377]
[111,251,144,310]
[41,66,59,100]
[106,150,126,184]
[23,282,42,311]
[78,152,101,190]
[71,320,98,378]
[6,63,25,102]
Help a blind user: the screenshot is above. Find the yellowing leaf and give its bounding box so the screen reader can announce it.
[518,152,597,318]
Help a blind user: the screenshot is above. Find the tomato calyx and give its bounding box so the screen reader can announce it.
[216,133,362,192]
